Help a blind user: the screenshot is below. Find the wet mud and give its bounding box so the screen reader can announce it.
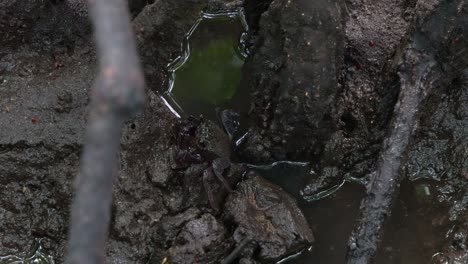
[0,0,466,263]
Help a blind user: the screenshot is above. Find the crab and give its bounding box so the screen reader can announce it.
[202,157,234,210]
[174,116,239,210]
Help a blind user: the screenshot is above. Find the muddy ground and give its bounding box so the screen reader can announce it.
[0,0,466,263]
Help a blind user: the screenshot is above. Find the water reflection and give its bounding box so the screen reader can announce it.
[163,8,249,121]
[0,241,54,264]
[246,160,454,264]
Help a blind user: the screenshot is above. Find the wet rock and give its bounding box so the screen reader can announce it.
[165,214,230,264]
[197,120,232,159]
[224,174,314,262]
[241,0,345,162]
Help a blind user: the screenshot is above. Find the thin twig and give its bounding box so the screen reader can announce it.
[66,0,145,263]
[346,50,439,264]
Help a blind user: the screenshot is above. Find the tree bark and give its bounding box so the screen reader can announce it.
[346,0,468,263]
[66,0,145,263]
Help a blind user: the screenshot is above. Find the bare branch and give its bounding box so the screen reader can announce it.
[66,0,145,263]
[346,0,468,263]
[346,50,440,264]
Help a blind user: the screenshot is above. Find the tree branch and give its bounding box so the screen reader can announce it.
[346,0,468,263]
[66,0,145,263]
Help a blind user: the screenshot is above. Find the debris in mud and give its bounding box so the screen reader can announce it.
[224,174,314,262]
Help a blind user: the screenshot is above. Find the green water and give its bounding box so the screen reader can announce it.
[164,10,249,120]
[172,37,244,106]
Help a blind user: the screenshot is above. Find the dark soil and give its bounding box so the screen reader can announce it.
[0,0,466,263]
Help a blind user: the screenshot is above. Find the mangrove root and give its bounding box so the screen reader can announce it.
[346,1,468,263]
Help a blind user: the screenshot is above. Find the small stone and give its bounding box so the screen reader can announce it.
[224,174,314,262]
[196,120,231,158]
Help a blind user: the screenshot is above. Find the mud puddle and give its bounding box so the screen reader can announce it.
[246,159,457,263]
[268,178,455,264]
[285,184,364,263]
[374,180,453,264]
[162,8,250,124]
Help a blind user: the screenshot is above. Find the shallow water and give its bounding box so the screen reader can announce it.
[374,180,449,264]
[275,178,453,264]
[246,159,454,263]
[163,9,250,122]
[290,184,365,263]
[247,161,312,199]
